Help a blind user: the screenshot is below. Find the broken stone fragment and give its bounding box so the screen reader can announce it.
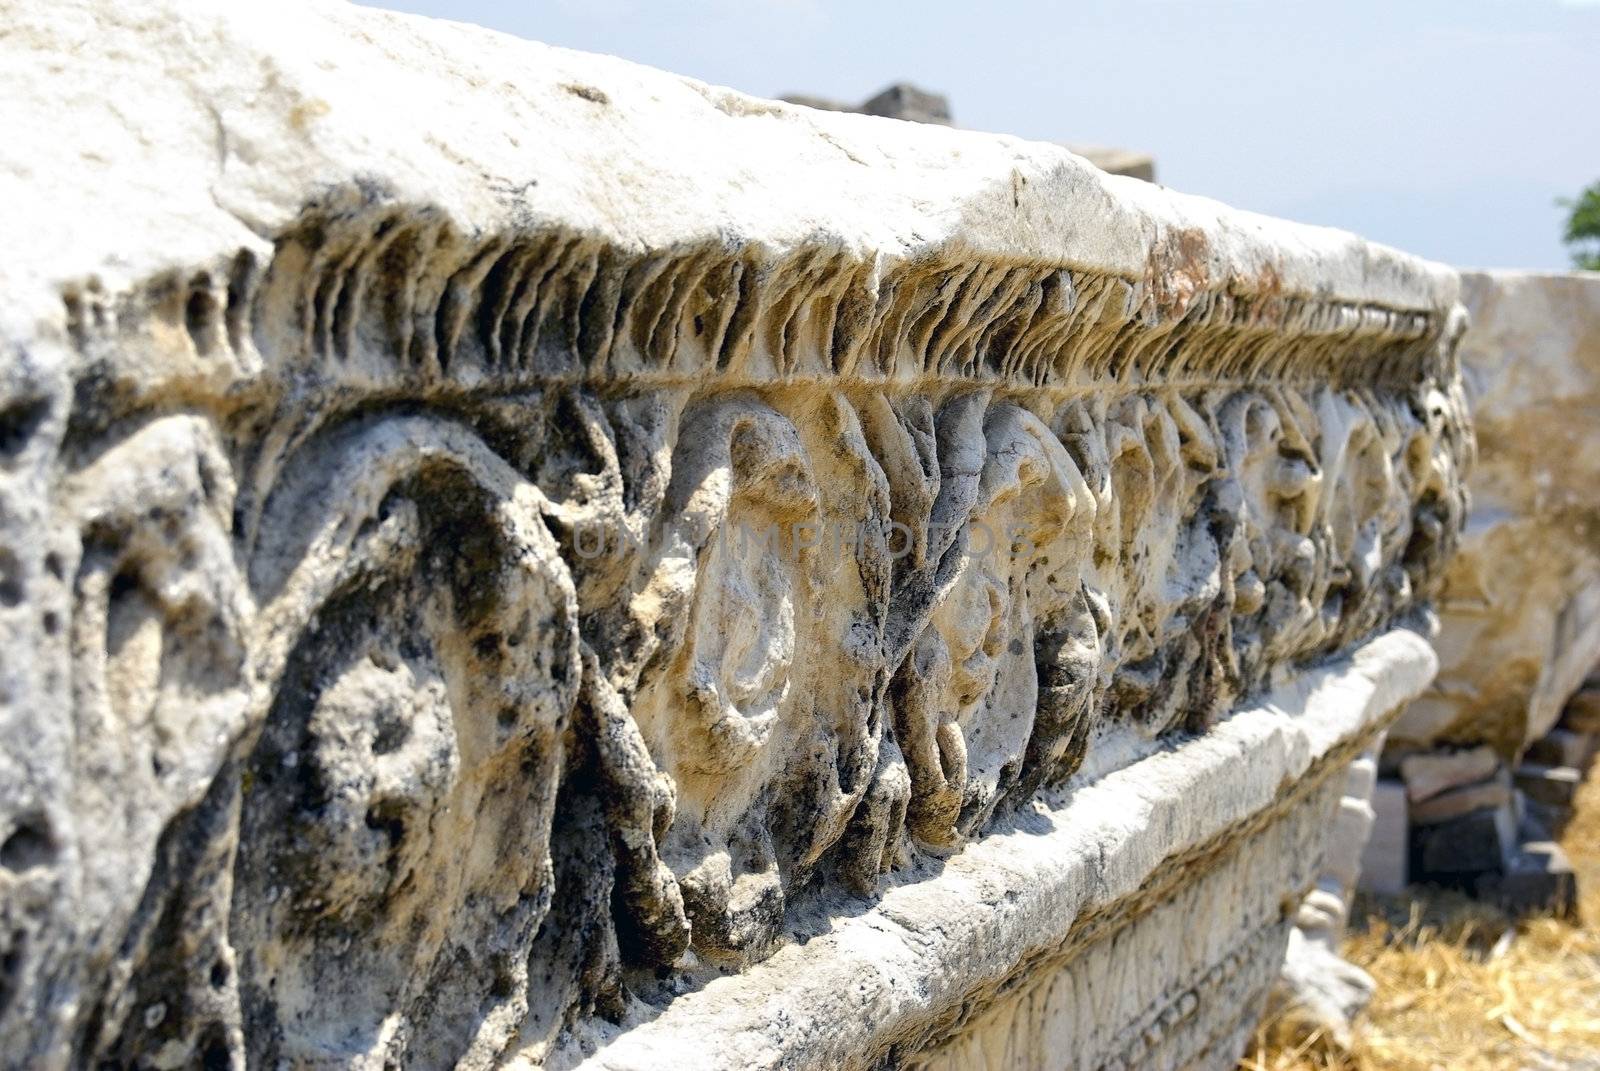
[1270,927,1377,1052]
[1271,740,1386,1052]
[1409,768,1513,825]
[1399,745,1501,802]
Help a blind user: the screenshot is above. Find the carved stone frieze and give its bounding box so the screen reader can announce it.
[0,2,1468,1067]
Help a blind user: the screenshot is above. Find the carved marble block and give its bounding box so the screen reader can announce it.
[0,2,1468,1068]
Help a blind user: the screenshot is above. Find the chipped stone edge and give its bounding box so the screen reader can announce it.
[550,627,1438,1071]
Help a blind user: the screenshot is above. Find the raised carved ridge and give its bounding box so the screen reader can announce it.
[62,196,1451,425]
[888,704,1399,1069]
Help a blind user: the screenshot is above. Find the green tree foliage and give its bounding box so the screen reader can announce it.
[1561,180,1600,271]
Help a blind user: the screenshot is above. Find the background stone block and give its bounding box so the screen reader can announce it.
[1359,779,1411,895]
[1413,802,1517,878]
[1390,273,1600,759]
[1475,841,1579,920]
[1410,767,1513,825]
[1399,745,1501,803]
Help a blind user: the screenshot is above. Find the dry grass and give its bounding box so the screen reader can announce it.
[1242,765,1600,1071]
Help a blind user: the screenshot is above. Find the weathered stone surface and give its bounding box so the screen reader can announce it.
[1409,768,1512,825]
[1272,930,1376,1052]
[0,1,1466,1068]
[1393,272,1600,758]
[1398,744,1500,802]
[1322,750,1382,893]
[565,637,1435,1071]
[1268,743,1383,1050]
[1358,778,1410,894]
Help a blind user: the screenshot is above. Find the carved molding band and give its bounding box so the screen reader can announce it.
[0,2,1469,1068]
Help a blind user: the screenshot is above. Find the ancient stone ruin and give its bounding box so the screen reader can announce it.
[1364,271,1600,916]
[0,1,1502,1068]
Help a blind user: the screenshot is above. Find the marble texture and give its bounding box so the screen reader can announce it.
[0,1,1468,1067]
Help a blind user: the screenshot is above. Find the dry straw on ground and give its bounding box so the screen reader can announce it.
[1243,767,1600,1071]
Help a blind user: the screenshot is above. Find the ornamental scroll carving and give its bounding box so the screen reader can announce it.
[1,196,1469,1069]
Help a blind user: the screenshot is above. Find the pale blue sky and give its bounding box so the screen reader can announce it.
[368,0,1598,269]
